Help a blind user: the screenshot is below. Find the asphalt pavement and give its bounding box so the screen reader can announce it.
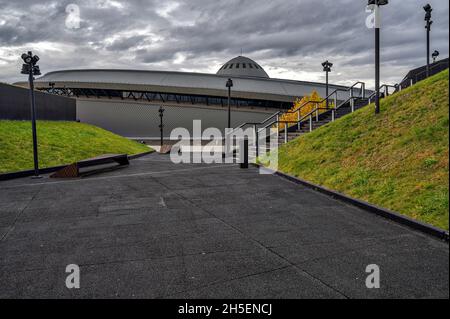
[0,153,448,298]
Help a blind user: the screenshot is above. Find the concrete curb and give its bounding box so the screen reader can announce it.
[0,150,155,181]
[254,164,449,243]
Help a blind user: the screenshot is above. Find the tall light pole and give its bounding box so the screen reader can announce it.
[21,51,41,178]
[368,0,388,115]
[424,4,433,78]
[322,60,333,109]
[226,78,233,129]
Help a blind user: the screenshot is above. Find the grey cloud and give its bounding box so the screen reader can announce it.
[0,0,448,88]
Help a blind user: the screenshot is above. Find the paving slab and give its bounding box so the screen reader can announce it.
[0,153,448,299]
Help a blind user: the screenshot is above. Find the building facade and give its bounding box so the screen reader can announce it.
[17,56,369,139]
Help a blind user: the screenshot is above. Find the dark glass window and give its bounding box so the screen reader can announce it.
[236,63,240,68]
[242,63,246,68]
[249,64,253,68]
[254,64,259,69]
[229,64,234,69]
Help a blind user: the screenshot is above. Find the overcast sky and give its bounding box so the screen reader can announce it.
[0,0,448,88]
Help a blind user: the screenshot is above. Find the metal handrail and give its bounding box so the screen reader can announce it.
[283,81,365,117]
[229,81,368,149]
[231,80,368,134]
[258,94,358,135]
[225,110,282,136]
[284,88,346,115]
[366,84,398,102]
[269,81,366,134]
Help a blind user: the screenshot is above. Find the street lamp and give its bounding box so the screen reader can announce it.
[322,60,333,109]
[424,4,433,78]
[226,78,233,129]
[367,0,389,115]
[432,50,439,63]
[21,51,42,178]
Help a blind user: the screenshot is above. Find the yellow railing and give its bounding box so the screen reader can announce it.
[277,90,334,131]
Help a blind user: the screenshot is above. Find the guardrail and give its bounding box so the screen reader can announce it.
[229,77,413,155]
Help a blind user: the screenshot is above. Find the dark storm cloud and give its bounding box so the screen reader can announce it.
[0,0,448,87]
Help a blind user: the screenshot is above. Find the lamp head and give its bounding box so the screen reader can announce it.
[21,53,32,64]
[322,61,333,72]
[32,65,41,76]
[368,0,388,5]
[21,64,30,75]
[226,78,234,88]
[32,55,40,64]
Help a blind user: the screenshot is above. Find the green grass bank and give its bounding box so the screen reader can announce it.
[274,70,449,230]
[0,121,151,174]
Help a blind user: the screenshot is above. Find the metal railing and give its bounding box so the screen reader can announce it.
[258,82,400,145]
[230,78,414,152]
[270,82,366,131]
[366,84,398,103]
[399,59,449,89]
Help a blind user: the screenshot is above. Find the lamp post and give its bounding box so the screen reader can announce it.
[368,0,389,115]
[158,106,165,148]
[226,78,233,129]
[322,61,333,109]
[21,51,41,178]
[432,50,439,63]
[424,4,433,78]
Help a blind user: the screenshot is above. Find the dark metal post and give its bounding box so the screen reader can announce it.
[227,86,231,128]
[255,128,259,158]
[158,106,164,148]
[325,70,329,109]
[426,23,431,77]
[28,60,39,178]
[21,51,41,178]
[240,138,248,169]
[424,4,433,78]
[375,27,380,114]
[368,0,388,115]
[322,60,332,109]
[226,78,233,129]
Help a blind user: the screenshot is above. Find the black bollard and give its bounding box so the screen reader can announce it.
[240,138,248,169]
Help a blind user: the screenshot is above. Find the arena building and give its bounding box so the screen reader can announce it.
[18,56,369,139]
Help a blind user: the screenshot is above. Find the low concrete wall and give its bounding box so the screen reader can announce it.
[0,83,76,121]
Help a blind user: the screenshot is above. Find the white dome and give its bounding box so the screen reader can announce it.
[216,56,270,79]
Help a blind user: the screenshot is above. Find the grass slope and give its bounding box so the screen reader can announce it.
[276,70,449,230]
[0,121,151,174]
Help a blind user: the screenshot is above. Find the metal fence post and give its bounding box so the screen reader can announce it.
[284,123,288,144]
[255,128,259,158]
[334,92,337,110]
[309,115,313,132]
[240,138,248,169]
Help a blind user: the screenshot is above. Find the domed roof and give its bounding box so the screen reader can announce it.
[216,56,270,79]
